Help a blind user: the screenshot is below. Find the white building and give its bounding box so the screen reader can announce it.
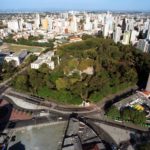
[103,23,109,37]
[122,31,131,45]
[7,20,19,32]
[18,19,23,31]
[113,26,122,43]
[48,17,53,31]
[31,51,55,70]
[147,22,150,40]
[84,15,92,31]
[143,19,149,34]
[5,50,28,66]
[130,30,139,45]
[70,15,78,33]
[35,14,40,29]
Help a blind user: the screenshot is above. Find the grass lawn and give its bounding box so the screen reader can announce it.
[4,43,46,53]
[37,86,82,105]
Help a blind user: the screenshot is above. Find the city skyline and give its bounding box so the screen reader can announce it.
[0,3,150,149]
[1,0,150,11]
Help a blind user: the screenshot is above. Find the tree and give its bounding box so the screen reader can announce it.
[106,106,120,119]
[1,60,17,79]
[49,70,64,83]
[44,75,55,89]
[11,37,150,105]
[28,69,39,93]
[39,63,50,74]
[122,108,130,121]
[56,78,69,90]
[14,75,28,91]
[122,108,146,125]
[25,55,37,65]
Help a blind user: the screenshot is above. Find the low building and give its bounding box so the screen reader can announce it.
[30,59,43,69]
[69,37,82,43]
[31,51,55,70]
[5,50,28,66]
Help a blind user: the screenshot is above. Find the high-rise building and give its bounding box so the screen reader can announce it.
[35,14,40,29]
[103,23,109,37]
[84,15,92,31]
[41,17,49,31]
[7,20,19,32]
[25,22,32,30]
[128,18,135,31]
[122,31,131,45]
[137,39,150,52]
[130,30,139,45]
[93,19,98,30]
[143,19,149,34]
[18,19,23,31]
[147,21,150,40]
[48,17,53,31]
[122,18,127,32]
[103,12,113,37]
[70,15,78,33]
[113,26,122,43]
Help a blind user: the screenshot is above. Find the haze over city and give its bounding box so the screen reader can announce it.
[1,0,150,11]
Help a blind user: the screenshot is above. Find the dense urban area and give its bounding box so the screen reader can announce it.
[0,11,150,150]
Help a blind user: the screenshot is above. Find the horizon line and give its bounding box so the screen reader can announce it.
[0,8,150,13]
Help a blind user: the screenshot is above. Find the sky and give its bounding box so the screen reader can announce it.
[0,0,150,11]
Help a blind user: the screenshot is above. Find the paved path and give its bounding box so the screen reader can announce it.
[2,92,99,116]
[4,94,48,110]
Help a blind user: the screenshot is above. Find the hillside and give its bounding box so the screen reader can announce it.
[12,37,150,104]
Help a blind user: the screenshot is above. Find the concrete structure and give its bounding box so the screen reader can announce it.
[70,15,78,33]
[146,73,150,91]
[84,15,92,31]
[147,22,150,40]
[122,31,130,45]
[5,50,28,66]
[113,26,122,43]
[31,51,55,70]
[35,14,40,29]
[103,23,109,37]
[137,39,150,53]
[7,20,19,32]
[130,30,139,45]
[62,116,106,150]
[41,17,49,30]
